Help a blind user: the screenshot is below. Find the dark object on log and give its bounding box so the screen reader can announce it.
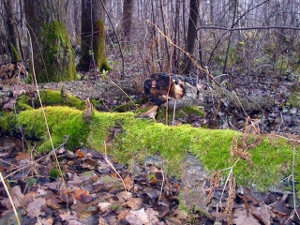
[144,73,187,106]
[0,73,273,115]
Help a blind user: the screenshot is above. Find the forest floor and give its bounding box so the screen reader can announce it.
[1,58,300,224]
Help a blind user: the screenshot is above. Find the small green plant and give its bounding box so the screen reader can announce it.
[76,73,82,80]
[110,204,121,211]
[49,168,60,180]
[101,69,109,79]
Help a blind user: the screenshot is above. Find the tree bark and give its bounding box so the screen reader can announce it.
[78,0,110,72]
[24,0,76,83]
[182,0,200,74]
[122,0,135,45]
[3,0,21,62]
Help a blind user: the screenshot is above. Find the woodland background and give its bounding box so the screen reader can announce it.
[1,0,300,83]
[1,1,300,224]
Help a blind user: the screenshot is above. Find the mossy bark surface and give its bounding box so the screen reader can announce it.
[24,0,76,83]
[78,0,110,72]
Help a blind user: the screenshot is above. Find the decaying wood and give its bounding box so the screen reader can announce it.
[0,77,274,113]
[0,79,136,109]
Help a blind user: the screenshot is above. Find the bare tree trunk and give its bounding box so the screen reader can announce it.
[182,0,200,74]
[159,0,170,66]
[172,0,180,74]
[24,0,76,83]
[78,0,110,72]
[222,0,238,74]
[66,0,81,45]
[150,0,162,71]
[3,0,21,62]
[122,0,135,46]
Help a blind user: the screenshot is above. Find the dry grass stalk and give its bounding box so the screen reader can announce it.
[206,171,221,205]
[103,141,128,192]
[0,172,21,225]
[223,176,236,225]
[24,27,69,207]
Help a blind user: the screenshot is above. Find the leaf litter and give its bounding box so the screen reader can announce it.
[0,135,300,224]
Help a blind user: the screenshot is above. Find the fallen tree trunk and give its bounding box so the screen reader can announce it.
[0,77,274,113]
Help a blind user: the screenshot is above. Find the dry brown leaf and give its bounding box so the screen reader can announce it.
[5,186,25,209]
[76,150,85,158]
[98,202,112,213]
[118,211,131,220]
[165,217,182,225]
[15,152,30,161]
[124,175,134,191]
[233,208,261,225]
[74,188,93,204]
[60,210,86,225]
[126,208,163,225]
[46,196,62,210]
[110,173,119,178]
[252,204,273,225]
[127,198,143,211]
[117,191,132,202]
[40,217,54,225]
[26,197,46,218]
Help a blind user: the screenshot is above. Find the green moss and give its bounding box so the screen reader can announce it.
[1,106,298,194]
[40,21,76,83]
[233,138,294,191]
[10,43,21,62]
[94,20,111,72]
[17,106,89,152]
[190,129,239,170]
[16,90,85,110]
[88,110,134,150]
[78,19,111,72]
[287,91,300,107]
[0,112,18,134]
[116,119,237,175]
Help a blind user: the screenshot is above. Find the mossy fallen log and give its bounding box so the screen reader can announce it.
[0,105,299,196]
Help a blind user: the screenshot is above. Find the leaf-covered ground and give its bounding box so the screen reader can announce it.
[0,135,300,225]
[1,61,300,224]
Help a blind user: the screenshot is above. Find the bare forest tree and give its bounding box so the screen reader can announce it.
[2,0,21,62]
[122,0,135,46]
[1,0,300,83]
[182,0,200,74]
[66,0,82,46]
[24,0,76,83]
[78,0,110,72]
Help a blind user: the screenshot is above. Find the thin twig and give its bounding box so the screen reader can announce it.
[4,135,69,180]
[172,100,176,126]
[158,168,165,201]
[103,141,127,191]
[232,91,248,117]
[292,148,300,219]
[198,25,300,32]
